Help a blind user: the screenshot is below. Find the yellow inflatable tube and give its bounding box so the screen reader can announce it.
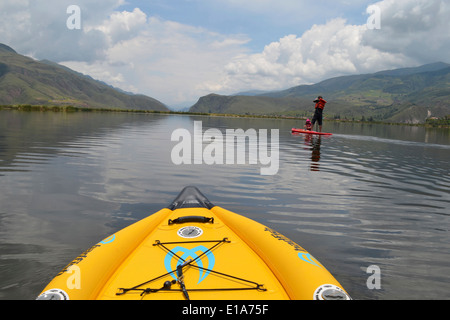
[37,187,350,300]
[211,206,345,300]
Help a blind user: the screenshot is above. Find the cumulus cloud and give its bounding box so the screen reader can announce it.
[89,8,148,45]
[208,19,409,94]
[204,0,450,95]
[1,0,449,107]
[362,0,450,62]
[0,0,124,61]
[0,0,250,106]
[61,11,251,106]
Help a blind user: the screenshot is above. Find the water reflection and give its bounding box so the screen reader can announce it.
[309,136,322,172]
[0,111,159,171]
[1,111,449,300]
[292,133,323,171]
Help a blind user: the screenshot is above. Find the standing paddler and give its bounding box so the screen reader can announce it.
[311,96,327,132]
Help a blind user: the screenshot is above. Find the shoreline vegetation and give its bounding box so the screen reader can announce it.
[1,104,449,128]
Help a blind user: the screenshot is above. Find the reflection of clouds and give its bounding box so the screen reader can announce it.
[1,113,450,300]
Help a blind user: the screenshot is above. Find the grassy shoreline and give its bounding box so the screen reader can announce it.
[1,104,449,128]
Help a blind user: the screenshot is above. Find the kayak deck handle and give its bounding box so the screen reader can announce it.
[168,216,214,225]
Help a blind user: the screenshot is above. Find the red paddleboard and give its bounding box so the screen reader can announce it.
[291,128,333,136]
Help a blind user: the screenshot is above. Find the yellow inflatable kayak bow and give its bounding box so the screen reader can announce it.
[37,186,351,300]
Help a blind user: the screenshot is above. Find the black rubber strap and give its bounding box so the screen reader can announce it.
[168,216,214,225]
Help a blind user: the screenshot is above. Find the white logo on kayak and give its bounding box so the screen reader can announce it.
[178,226,203,239]
[171,121,279,176]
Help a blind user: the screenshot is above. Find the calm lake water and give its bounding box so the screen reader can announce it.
[0,110,449,300]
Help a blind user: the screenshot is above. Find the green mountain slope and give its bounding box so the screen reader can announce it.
[190,62,450,124]
[0,44,168,111]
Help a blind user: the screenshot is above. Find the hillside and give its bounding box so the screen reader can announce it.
[190,62,450,124]
[0,44,168,111]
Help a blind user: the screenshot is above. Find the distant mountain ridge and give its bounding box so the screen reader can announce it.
[0,43,168,111]
[190,62,450,124]
[3,42,449,123]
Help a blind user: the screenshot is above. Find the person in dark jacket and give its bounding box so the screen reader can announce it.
[311,96,327,132]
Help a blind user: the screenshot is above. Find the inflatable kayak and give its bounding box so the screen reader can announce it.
[37,187,350,300]
[292,128,333,136]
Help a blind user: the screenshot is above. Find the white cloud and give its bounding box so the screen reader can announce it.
[0,0,124,62]
[0,0,251,106]
[61,12,251,107]
[88,8,148,45]
[362,0,450,61]
[208,18,412,94]
[204,0,450,95]
[1,0,449,108]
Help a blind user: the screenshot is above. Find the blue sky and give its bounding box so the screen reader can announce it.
[118,0,372,52]
[1,0,449,108]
